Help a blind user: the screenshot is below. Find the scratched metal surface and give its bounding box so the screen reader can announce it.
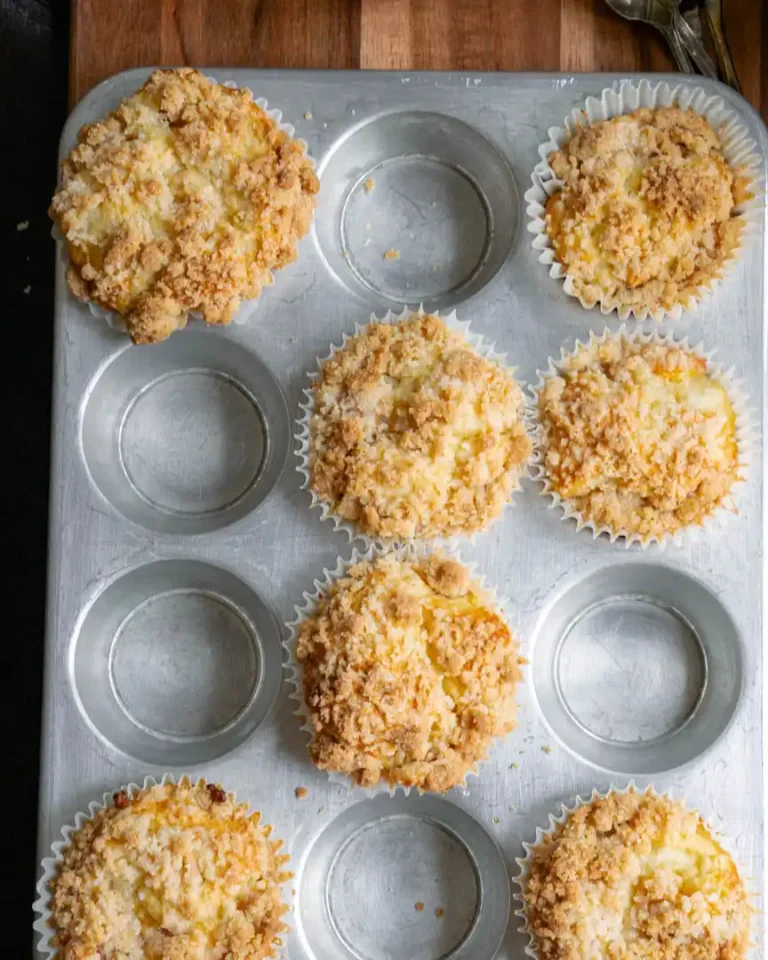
[38,70,766,959]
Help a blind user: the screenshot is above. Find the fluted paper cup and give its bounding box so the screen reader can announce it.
[527,325,754,549]
[284,544,524,796]
[525,78,765,321]
[513,783,757,959]
[295,306,530,548]
[33,774,291,958]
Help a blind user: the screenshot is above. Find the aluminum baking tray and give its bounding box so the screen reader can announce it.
[37,69,766,960]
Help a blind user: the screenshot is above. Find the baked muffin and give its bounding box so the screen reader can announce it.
[523,789,751,960]
[295,552,523,792]
[536,335,742,541]
[307,312,531,540]
[545,106,749,316]
[50,68,319,343]
[47,779,289,959]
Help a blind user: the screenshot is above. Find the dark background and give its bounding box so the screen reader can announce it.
[1,0,69,950]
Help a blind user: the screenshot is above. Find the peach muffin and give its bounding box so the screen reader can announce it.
[545,106,749,315]
[50,68,318,343]
[295,553,523,791]
[308,313,531,540]
[537,336,741,540]
[47,779,289,959]
[523,789,751,960]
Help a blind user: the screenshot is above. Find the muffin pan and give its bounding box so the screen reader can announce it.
[38,70,766,960]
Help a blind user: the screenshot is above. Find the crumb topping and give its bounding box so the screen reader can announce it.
[524,790,751,960]
[296,553,522,792]
[309,313,531,539]
[50,68,319,343]
[545,106,748,314]
[49,779,289,960]
[538,337,740,539]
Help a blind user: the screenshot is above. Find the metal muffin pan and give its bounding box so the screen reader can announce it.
[38,70,766,960]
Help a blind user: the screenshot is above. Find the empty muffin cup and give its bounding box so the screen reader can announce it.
[530,561,743,775]
[81,331,289,534]
[296,793,509,960]
[70,559,283,766]
[314,110,518,309]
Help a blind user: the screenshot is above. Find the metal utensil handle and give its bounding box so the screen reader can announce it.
[702,0,742,93]
[661,25,695,74]
[673,10,718,79]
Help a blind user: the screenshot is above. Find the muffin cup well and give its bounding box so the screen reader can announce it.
[294,306,530,549]
[32,774,291,959]
[512,783,756,960]
[54,76,316,336]
[527,325,754,549]
[525,78,765,322]
[284,544,522,797]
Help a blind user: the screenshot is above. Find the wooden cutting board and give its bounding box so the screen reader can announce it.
[70,0,766,121]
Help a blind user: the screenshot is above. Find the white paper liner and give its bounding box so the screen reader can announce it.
[32,773,292,959]
[527,325,755,550]
[284,543,523,797]
[512,783,758,960]
[294,306,531,549]
[52,74,316,337]
[525,78,766,322]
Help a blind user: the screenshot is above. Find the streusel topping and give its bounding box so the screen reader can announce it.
[524,790,751,960]
[309,313,531,540]
[545,106,748,314]
[296,554,522,792]
[538,337,740,539]
[49,779,289,960]
[50,68,318,343]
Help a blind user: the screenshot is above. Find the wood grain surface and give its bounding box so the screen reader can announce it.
[70,0,767,119]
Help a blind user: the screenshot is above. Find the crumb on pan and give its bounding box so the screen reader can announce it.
[309,312,531,540]
[49,778,290,960]
[524,790,751,960]
[304,111,313,119]
[415,901,424,912]
[383,248,400,260]
[49,68,319,344]
[545,106,748,315]
[294,786,308,799]
[538,336,741,540]
[435,906,445,918]
[363,177,375,193]
[16,220,29,231]
[296,553,523,793]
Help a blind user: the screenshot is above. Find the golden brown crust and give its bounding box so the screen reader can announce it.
[524,791,751,960]
[537,337,741,539]
[50,68,319,343]
[296,553,523,792]
[49,779,290,960]
[545,106,746,314]
[308,313,531,540]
